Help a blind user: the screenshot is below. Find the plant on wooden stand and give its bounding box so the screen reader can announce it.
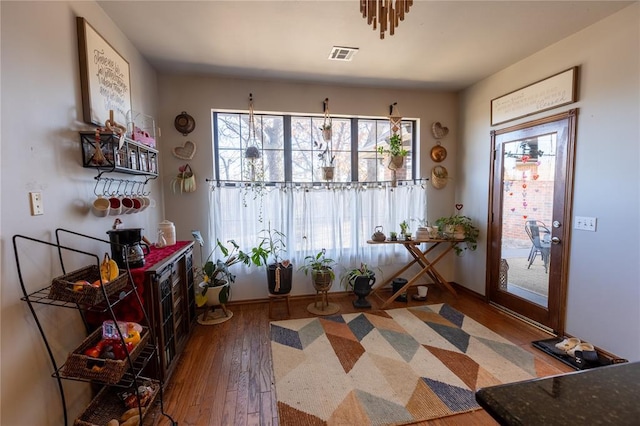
[195,239,255,322]
[246,223,293,295]
[298,248,336,291]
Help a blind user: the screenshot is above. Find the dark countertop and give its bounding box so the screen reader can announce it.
[475,361,640,425]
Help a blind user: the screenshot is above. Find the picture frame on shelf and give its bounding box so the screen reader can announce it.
[77,17,132,127]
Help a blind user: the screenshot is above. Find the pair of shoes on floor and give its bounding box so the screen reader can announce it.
[555,337,595,357]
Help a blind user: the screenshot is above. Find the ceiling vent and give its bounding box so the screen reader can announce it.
[328,46,359,61]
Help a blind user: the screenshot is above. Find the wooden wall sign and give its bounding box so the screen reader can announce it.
[77,17,132,126]
[491,67,578,126]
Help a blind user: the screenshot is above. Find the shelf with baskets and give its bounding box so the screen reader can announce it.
[13,228,176,426]
[80,131,158,176]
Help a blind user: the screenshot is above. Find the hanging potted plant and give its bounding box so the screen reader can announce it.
[320,121,332,142]
[315,140,336,181]
[377,134,408,170]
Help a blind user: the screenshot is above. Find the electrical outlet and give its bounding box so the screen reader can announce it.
[574,216,596,231]
[29,192,44,216]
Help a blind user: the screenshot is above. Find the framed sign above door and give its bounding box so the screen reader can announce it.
[77,17,132,126]
[491,67,578,126]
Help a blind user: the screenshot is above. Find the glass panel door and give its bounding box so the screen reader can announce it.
[488,110,577,333]
[501,134,556,307]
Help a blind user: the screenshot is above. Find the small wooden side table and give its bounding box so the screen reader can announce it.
[268,293,291,319]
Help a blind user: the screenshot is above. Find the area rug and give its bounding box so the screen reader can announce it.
[270,303,562,425]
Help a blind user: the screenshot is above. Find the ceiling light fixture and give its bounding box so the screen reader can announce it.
[360,0,414,40]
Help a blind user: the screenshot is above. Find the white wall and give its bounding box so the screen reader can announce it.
[1,2,160,424]
[459,3,640,361]
[157,75,461,299]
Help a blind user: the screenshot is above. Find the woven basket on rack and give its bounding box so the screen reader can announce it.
[48,265,127,305]
[62,326,149,384]
[431,166,449,189]
[74,379,159,426]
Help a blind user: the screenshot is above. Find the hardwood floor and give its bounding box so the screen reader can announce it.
[144,284,572,426]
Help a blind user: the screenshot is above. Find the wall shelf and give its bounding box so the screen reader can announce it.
[80,131,158,176]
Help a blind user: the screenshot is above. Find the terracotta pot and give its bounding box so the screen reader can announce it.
[387,155,405,170]
[322,166,334,181]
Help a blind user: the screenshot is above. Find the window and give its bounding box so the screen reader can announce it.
[208,111,426,281]
[213,112,415,183]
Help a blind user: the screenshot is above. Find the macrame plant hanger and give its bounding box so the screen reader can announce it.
[245,93,263,182]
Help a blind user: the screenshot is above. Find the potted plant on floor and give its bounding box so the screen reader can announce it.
[195,239,254,322]
[434,215,480,255]
[341,263,377,308]
[247,223,293,295]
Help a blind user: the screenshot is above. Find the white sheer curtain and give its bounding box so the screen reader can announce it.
[207,181,427,275]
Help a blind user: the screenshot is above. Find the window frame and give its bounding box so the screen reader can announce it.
[212,111,417,185]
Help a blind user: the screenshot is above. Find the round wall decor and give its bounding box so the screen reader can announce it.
[174,111,195,135]
[430,144,447,162]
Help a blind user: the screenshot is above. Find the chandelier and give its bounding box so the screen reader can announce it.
[360,0,414,40]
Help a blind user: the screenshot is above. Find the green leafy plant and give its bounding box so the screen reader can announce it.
[399,220,409,235]
[195,239,256,304]
[298,248,336,281]
[340,263,377,290]
[377,134,408,157]
[434,215,480,255]
[246,222,288,266]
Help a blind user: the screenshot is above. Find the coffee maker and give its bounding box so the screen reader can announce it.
[107,228,150,269]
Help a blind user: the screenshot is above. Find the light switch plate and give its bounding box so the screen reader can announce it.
[29,192,44,216]
[574,216,596,231]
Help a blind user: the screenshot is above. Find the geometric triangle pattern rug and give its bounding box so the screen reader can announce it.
[270,303,563,425]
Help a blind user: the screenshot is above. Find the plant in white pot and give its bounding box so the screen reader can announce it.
[434,215,480,255]
[195,239,254,323]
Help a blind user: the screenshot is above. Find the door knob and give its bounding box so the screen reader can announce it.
[553,221,561,228]
[551,236,561,244]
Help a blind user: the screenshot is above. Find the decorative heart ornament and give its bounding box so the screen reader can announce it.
[431,122,449,139]
[455,203,463,211]
[173,140,197,160]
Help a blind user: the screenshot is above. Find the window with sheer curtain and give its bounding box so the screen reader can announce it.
[207,111,427,273]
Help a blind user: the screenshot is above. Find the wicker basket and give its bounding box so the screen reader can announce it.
[74,379,159,426]
[431,166,449,189]
[62,326,150,384]
[48,264,128,305]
